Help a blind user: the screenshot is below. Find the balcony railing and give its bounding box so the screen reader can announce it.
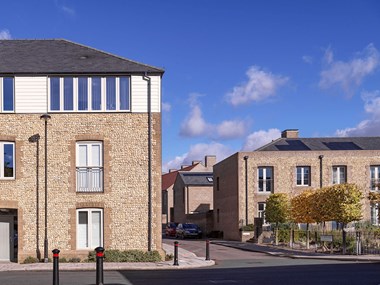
[76,167,103,193]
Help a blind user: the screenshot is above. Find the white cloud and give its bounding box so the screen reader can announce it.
[162,102,171,112]
[180,94,249,139]
[0,29,11,40]
[226,66,289,106]
[336,90,380,137]
[163,142,234,172]
[319,44,380,96]
[302,55,313,64]
[61,5,76,16]
[216,120,248,139]
[242,128,281,151]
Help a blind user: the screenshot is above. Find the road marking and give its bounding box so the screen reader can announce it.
[209,280,237,284]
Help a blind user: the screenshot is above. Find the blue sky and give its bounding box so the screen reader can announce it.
[1,0,380,171]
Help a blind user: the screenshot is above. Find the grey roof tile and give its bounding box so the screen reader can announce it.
[256,137,380,151]
[178,172,214,186]
[0,39,164,74]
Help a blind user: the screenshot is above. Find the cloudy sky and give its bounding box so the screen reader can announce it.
[1,0,380,171]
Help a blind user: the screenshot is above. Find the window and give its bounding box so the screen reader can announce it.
[76,208,103,249]
[49,76,130,112]
[76,142,103,192]
[371,204,379,225]
[258,202,266,224]
[0,142,14,179]
[258,167,273,193]
[1,77,14,112]
[332,166,346,184]
[370,166,380,191]
[296,166,310,186]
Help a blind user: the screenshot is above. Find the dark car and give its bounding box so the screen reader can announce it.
[165,222,178,237]
[176,223,202,239]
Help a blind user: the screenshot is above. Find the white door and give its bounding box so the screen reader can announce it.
[0,221,10,261]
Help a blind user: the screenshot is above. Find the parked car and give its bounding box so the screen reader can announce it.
[165,222,178,237]
[176,223,202,239]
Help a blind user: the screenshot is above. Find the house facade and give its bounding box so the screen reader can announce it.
[213,129,380,241]
[162,155,216,224]
[0,39,163,262]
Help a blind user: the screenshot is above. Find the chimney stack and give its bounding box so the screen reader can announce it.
[205,155,216,168]
[281,129,299,139]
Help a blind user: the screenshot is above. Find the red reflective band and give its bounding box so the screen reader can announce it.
[96,252,104,257]
[53,254,59,258]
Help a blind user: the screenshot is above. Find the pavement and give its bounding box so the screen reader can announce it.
[0,243,214,272]
[211,240,380,262]
[1,240,379,272]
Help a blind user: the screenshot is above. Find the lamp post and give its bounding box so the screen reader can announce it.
[243,156,249,226]
[40,114,51,263]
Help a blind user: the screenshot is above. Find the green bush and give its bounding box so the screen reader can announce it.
[87,249,162,262]
[23,256,39,264]
[69,257,81,263]
[59,257,68,263]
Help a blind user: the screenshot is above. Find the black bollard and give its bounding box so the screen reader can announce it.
[205,240,210,261]
[173,241,179,266]
[95,247,105,285]
[52,249,60,285]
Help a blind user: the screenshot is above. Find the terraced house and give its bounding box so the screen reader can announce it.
[0,39,164,262]
[213,129,380,241]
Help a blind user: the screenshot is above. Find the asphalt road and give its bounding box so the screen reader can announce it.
[1,239,379,285]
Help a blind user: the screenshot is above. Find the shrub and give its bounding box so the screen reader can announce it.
[87,249,162,262]
[59,257,68,263]
[241,224,254,231]
[69,257,81,263]
[23,256,39,264]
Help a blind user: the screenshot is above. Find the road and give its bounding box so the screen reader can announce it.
[0,239,379,285]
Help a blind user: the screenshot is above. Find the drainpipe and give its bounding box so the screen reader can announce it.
[319,155,324,188]
[243,156,249,226]
[143,72,152,251]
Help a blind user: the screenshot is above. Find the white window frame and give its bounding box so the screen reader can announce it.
[76,208,103,250]
[76,141,103,193]
[258,202,267,224]
[296,166,310,186]
[48,76,131,112]
[0,77,15,113]
[370,166,380,191]
[332,166,347,185]
[258,167,273,193]
[371,203,379,225]
[0,142,15,179]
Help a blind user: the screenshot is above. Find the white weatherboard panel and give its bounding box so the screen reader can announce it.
[15,77,47,113]
[0,222,10,261]
[131,75,161,113]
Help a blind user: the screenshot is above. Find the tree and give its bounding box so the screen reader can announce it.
[291,189,316,249]
[265,193,290,245]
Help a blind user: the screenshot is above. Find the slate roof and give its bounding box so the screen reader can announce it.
[256,137,380,152]
[178,172,214,186]
[0,39,164,74]
[162,164,199,190]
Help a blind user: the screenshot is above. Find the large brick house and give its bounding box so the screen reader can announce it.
[213,129,380,241]
[0,39,163,262]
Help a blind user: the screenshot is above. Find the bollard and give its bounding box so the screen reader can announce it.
[95,247,105,285]
[52,249,60,285]
[205,240,210,261]
[173,241,179,266]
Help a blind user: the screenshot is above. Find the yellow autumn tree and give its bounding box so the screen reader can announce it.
[291,189,316,249]
[265,193,290,245]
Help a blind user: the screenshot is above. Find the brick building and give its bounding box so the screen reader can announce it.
[0,39,163,262]
[213,129,380,241]
[162,155,216,224]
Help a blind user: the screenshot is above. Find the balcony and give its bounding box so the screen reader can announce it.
[76,167,103,193]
